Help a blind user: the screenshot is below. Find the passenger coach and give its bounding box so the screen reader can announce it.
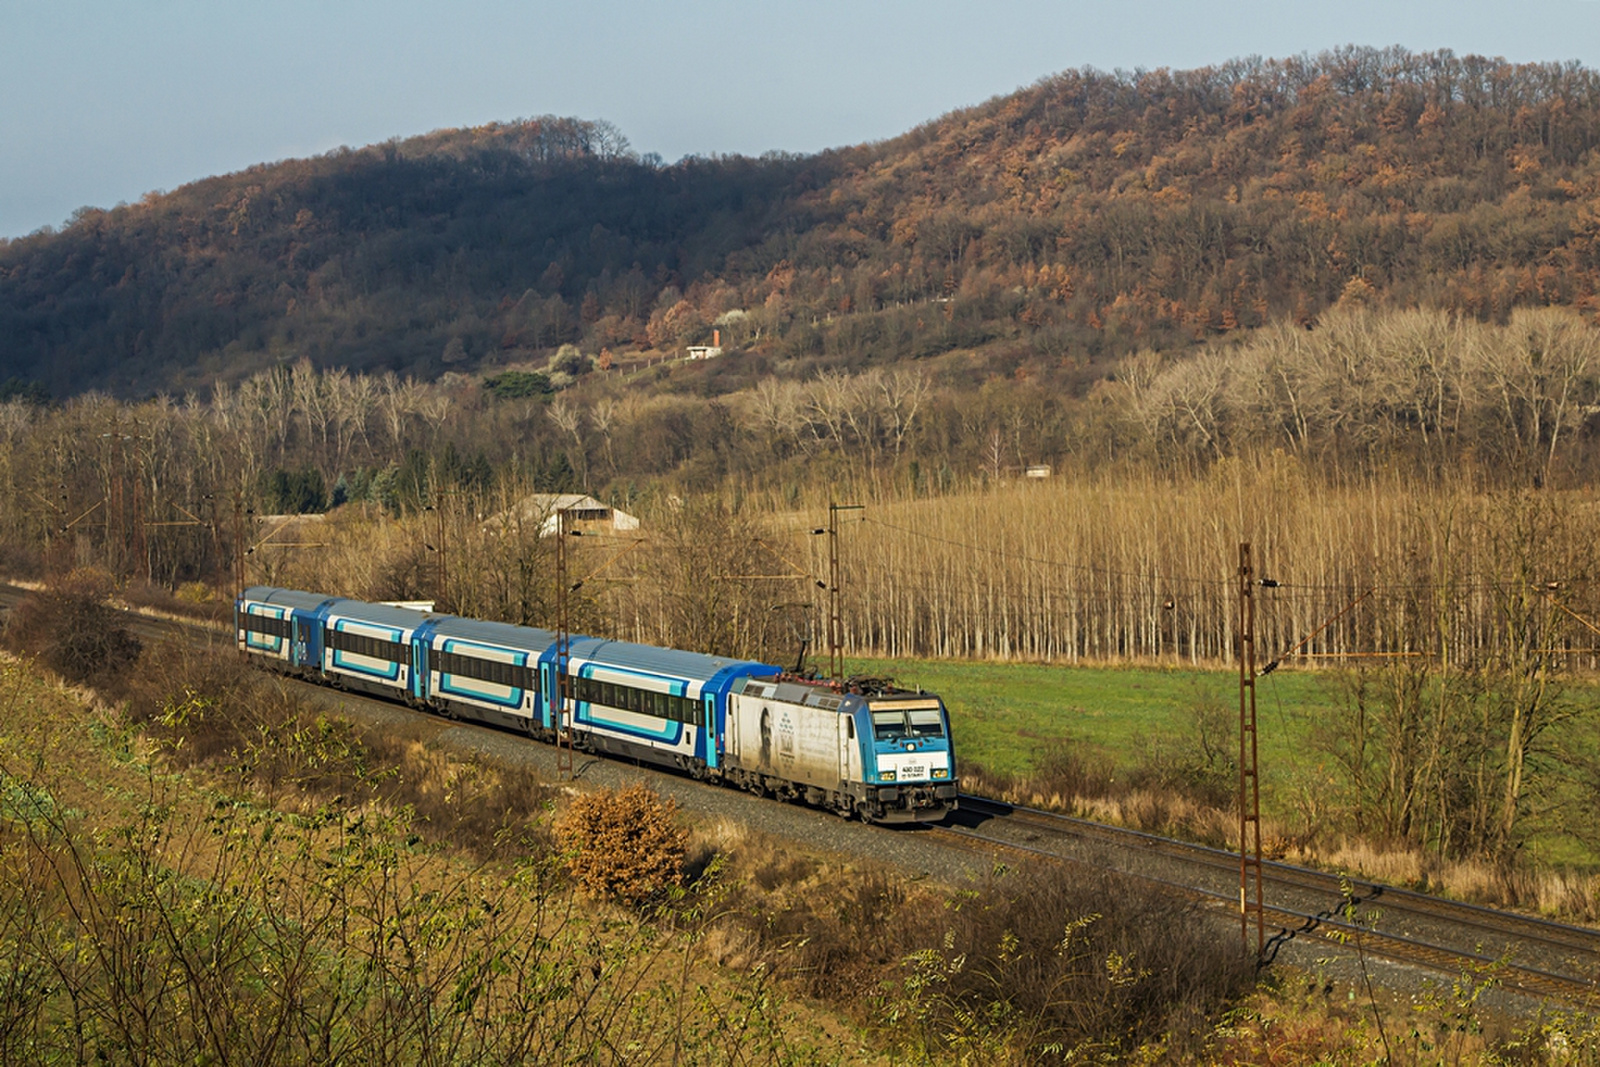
[235,586,960,823]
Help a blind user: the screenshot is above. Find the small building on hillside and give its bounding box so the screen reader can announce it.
[486,493,640,538]
[685,328,725,361]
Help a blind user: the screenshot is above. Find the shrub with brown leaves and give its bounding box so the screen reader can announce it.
[556,784,687,906]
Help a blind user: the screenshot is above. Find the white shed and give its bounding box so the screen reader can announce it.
[488,493,640,538]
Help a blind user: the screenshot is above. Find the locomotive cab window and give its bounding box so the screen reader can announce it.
[871,711,909,742]
[907,709,945,738]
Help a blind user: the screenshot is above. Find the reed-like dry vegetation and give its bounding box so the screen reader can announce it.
[210,460,1600,677]
[789,462,1600,669]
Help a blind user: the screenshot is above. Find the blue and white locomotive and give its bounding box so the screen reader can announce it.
[236,586,959,823]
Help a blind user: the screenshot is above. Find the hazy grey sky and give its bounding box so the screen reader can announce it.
[4,0,1600,238]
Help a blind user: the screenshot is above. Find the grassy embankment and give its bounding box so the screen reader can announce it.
[0,579,1271,1065]
[0,652,866,1064]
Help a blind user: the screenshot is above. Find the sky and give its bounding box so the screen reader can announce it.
[4,0,1600,239]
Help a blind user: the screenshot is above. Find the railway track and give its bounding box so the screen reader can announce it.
[945,794,1600,1006]
[6,583,1599,1005]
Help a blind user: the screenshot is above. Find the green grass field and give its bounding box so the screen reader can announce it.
[848,655,1342,782]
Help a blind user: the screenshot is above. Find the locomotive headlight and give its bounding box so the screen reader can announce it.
[879,770,896,782]
[933,768,948,779]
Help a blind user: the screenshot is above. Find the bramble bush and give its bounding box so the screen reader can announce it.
[1,568,141,689]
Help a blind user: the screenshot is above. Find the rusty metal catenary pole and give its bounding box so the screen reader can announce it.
[826,502,862,680]
[437,501,448,611]
[1238,542,1265,959]
[233,493,246,599]
[555,507,574,780]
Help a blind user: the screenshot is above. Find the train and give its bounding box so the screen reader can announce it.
[235,586,959,823]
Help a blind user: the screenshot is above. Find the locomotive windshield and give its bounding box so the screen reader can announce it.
[872,711,908,741]
[871,704,946,741]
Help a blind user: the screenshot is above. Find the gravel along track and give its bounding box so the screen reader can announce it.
[13,584,1600,1011]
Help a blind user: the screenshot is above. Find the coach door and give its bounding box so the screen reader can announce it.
[291,616,310,668]
[540,663,555,730]
[703,693,718,769]
[410,637,427,702]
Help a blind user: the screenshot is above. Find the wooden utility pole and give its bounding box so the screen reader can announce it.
[826,502,862,680]
[1237,542,1265,959]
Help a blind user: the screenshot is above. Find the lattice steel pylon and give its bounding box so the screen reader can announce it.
[1237,542,1265,960]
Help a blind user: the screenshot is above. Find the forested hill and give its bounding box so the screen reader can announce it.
[7,45,1600,398]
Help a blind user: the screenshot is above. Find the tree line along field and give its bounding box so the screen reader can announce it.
[814,473,1600,899]
[9,302,1600,547]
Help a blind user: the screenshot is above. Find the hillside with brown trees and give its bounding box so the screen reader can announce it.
[7,46,1600,405]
